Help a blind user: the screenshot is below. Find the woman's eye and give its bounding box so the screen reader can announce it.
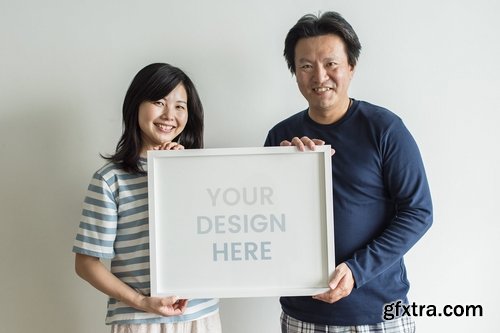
[154,101,165,107]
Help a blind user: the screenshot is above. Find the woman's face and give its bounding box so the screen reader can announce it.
[138,83,188,154]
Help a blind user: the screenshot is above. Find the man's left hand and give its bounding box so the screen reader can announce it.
[312,262,354,304]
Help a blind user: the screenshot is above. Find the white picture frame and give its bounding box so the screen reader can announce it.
[148,146,334,298]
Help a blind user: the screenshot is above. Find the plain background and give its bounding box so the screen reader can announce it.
[1,0,498,332]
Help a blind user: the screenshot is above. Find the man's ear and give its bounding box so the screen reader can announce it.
[349,64,356,78]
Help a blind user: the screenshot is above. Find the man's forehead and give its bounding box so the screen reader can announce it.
[294,36,348,60]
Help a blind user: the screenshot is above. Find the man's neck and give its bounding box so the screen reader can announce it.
[308,98,352,125]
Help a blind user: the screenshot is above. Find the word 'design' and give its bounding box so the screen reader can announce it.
[196,187,286,262]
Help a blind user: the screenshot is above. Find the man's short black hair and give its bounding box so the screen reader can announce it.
[284,11,362,74]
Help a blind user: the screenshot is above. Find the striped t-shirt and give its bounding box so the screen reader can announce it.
[73,159,219,325]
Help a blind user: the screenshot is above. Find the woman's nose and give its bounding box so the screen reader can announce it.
[161,106,174,120]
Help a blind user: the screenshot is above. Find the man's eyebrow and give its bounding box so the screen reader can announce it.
[296,57,311,63]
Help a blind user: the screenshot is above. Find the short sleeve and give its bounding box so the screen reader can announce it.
[72,172,118,258]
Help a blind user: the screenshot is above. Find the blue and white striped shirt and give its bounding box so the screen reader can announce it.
[73,159,219,325]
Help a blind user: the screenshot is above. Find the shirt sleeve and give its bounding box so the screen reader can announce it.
[72,172,118,259]
[345,119,433,287]
[264,130,277,147]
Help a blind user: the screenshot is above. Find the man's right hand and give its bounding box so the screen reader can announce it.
[280,136,335,156]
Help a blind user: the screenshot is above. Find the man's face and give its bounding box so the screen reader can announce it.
[294,34,354,118]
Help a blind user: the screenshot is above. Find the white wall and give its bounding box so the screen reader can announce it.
[1,0,498,332]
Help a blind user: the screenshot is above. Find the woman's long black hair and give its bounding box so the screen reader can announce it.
[103,63,204,174]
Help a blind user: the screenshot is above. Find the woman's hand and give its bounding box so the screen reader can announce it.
[75,254,188,317]
[154,142,184,150]
[136,295,188,316]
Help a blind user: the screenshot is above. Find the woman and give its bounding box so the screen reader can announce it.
[73,63,221,333]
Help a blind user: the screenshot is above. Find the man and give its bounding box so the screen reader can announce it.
[264,12,433,332]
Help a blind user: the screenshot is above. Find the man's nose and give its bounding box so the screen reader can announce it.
[313,65,328,83]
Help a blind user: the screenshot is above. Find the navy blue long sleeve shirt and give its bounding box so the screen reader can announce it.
[264,99,433,325]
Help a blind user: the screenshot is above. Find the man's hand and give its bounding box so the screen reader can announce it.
[280,136,335,155]
[313,262,354,304]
